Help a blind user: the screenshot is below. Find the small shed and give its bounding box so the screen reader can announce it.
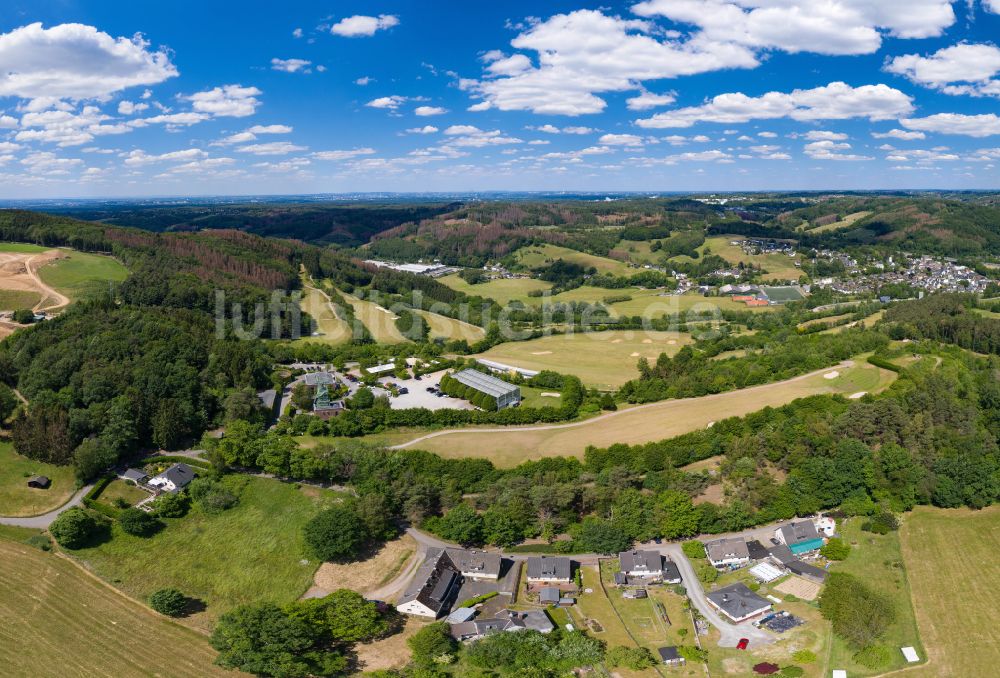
[558,596,575,607]
[658,646,685,666]
[122,468,149,484]
[447,606,476,624]
[27,475,50,489]
[901,646,920,663]
[539,587,561,605]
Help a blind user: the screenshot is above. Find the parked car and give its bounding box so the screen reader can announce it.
[398,387,409,395]
[736,638,749,650]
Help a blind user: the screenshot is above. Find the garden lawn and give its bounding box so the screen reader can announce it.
[72,476,343,632]
[899,506,1000,678]
[826,518,924,676]
[94,479,150,508]
[0,441,77,517]
[37,250,128,301]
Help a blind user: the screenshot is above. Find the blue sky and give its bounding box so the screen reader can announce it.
[2,1,1000,197]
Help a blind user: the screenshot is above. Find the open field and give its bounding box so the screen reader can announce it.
[439,274,551,305]
[0,289,41,310]
[0,442,77,517]
[36,250,128,302]
[342,291,407,343]
[395,358,897,466]
[313,533,417,596]
[820,309,885,334]
[807,210,873,233]
[0,538,232,677]
[519,385,563,409]
[827,518,925,676]
[701,235,803,281]
[415,308,486,342]
[476,330,693,389]
[514,243,635,277]
[897,506,1000,678]
[93,478,149,508]
[73,476,342,632]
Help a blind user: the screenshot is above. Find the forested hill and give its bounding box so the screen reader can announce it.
[40,202,460,247]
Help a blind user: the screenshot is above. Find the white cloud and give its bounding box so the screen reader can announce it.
[130,111,209,128]
[16,105,128,146]
[633,0,956,53]
[236,142,307,155]
[414,106,447,116]
[406,125,439,134]
[330,15,399,38]
[312,148,377,161]
[271,58,312,73]
[528,124,596,134]
[248,124,292,134]
[901,113,1000,137]
[292,28,303,39]
[467,10,758,115]
[215,131,256,145]
[21,150,83,175]
[366,95,406,110]
[884,147,959,162]
[0,114,17,128]
[187,84,261,117]
[804,130,848,141]
[355,76,372,86]
[598,133,644,146]
[757,131,777,138]
[804,140,872,160]
[0,22,177,100]
[626,91,676,111]
[117,100,149,115]
[123,148,207,165]
[872,128,926,140]
[636,82,913,128]
[444,125,483,136]
[885,43,1000,97]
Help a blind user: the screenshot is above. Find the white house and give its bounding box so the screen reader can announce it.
[147,463,195,494]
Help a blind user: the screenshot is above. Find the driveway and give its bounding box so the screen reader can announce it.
[0,483,93,529]
[662,543,773,647]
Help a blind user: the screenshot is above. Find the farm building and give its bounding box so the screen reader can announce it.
[774,521,824,555]
[705,537,751,567]
[147,463,195,494]
[786,560,828,584]
[526,556,572,584]
[398,548,506,618]
[451,369,521,409]
[706,583,772,623]
[749,562,783,583]
[26,475,50,489]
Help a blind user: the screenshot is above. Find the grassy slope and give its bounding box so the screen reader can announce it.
[0,290,41,311]
[826,518,925,676]
[0,538,233,678]
[476,330,693,390]
[295,284,352,346]
[514,244,635,277]
[415,309,485,342]
[37,250,128,301]
[398,359,897,466]
[72,476,342,632]
[701,235,803,281]
[439,274,550,305]
[898,506,1000,678]
[0,243,48,254]
[0,442,77,517]
[342,291,407,344]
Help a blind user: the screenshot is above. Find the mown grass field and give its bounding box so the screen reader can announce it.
[38,250,129,301]
[399,359,896,466]
[826,518,925,676]
[342,291,407,343]
[0,442,77,516]
[73,476,343,632]
[415,309,485,342]
[439,274,551,305]
[0,534,233,677]
[0,243,48,254]
[898,506,1000,678]
[514,243,635,277]
[518,384,563,409]
[476,329,693,389]
[296,284,351,345]
[807,210,873,233]
[0,289,41,311]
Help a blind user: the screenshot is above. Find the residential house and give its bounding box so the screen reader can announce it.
[445,548,502,580]
[450,609,554,641]
[526,556,573,584]
[746,539,770,560]
[774,521,824,555]
[397,548,505,618]
[539,587,561,605]
[147,463,195,494]
[121,468,149,484]
[768,544,796,566]
[706,583,772,623]
[619,550,663,580]
[705,537,750,568]
[662,560,682,584]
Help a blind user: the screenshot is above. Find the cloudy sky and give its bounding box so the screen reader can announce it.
[2,0,1000,197]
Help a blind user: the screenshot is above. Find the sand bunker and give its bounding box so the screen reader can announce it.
[668,340,677,345]
[630,352,640,357]
[824,371,840,379]
[611,339,623,344]
[531,351,553,355]
[849,391,867,399]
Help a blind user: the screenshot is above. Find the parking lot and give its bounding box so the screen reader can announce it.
[374,370,475,411]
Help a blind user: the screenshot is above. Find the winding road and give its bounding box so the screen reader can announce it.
[25,252,71,313]
[0,483,93,529]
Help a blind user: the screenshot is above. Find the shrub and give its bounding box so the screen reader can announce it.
[606,646,656,670]
[117,508,162,537]
[149,587,187,616]
[459,591,499,608]
[681,539,706,560]
[49,507,103,549]
[152,492,190,518]
[780,666,804,677]
[407,622,458,667]
[791,649,816,663]
[820,573,895,648]
[862,510,899,534]
[694,561,718,584]
[748,581,761,591]
[677,645,708,663]
[853,645,893,669]
[26,534,51,551]
[820,537,851,560]
[303,505,369,561]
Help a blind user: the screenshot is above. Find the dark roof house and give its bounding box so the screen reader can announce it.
[662,560,682,584]
[786,560,828,583]
[526,556,573,582]
[121,468,149,484]
[746,539,770,560]
[397,549,462,618]
[705,537,750,567]
[147,463,195,493]
[26,475,50,489]
[706,583,772,623]
[619,550,663,578]
[775,520,824,555]
[658,646,685,665]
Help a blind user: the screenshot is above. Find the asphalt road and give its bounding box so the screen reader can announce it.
[0,483,93,529]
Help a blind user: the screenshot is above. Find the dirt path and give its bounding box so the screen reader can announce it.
[25,253,70,312]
